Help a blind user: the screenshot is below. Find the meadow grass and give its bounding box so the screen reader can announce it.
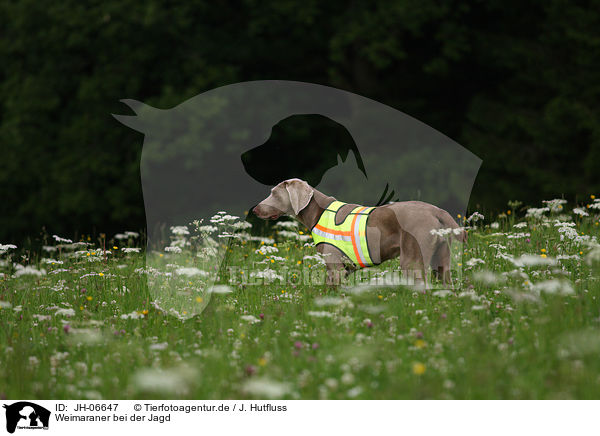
[1,200,600,400]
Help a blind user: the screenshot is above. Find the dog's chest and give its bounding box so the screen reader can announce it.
[311,201,376,268]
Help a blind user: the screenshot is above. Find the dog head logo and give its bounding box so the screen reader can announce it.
[3,402,50,434]
[114,80,481,316]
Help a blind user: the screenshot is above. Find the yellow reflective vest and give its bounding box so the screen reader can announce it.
[311,200,376,268]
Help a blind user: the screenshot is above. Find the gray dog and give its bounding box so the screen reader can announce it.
[253,178,465,286]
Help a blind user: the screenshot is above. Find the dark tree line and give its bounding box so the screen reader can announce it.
[1,0,599,244]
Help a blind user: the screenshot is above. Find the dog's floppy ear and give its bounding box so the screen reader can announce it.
[285,179,313,215]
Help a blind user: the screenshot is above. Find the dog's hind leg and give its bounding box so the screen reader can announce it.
[431,241,453,289]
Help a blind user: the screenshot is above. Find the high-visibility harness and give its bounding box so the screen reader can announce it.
[311,200,376,268]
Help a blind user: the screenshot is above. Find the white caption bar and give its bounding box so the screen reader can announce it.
[1,400,598,435]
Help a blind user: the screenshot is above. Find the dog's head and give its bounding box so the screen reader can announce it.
[253,179,314,219]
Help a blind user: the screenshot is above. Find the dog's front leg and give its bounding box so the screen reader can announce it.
[325,264,346,286]
[317,245,351,287]
[413,268,429,290]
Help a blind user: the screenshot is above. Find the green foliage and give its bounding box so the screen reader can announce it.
[1,0,599,243]
[1,207,599,399]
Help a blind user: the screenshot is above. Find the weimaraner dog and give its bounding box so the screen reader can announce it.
[253,178,465,286]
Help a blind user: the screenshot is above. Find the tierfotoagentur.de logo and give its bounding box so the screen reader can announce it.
[2,402,51,434]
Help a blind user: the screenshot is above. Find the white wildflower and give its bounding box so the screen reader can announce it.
[466,257,485,268]
[513,254,557,267]
[53,235,73,243]
[554,221,576,228]
[302,254,326,265]
[122,247,141,253]
[274,220,299,229]
[242,378,291,399]
[175,267,208,277]
[241,315,261,324]
[208,285,233,294]
[347,386,363,398]
[542,199,567,212]
[458,289,483,302]
[507,232,530,239]
[232,221,252,230]
[250,269,284,281]
[277,230,310,241]
[530,279,574,295]
[341,372,355,385]
[526,207,550,218]
[255,245,278,255]
[585,243,600,266]
[314,297,346,307]
[217,232,240,239]
[132,366,197,395]
[466,212,484,224]
[14,265,46,277]
[0,244,17,254]
[556,254,580,261]
[247,236,275,245]
[149,342,169,350]
[42,258,64,265]
[170,226,189,236]
[165,246,182,253]
[344,284,378,295]
[430,228,453,237]
[554,220,589,242]
[121,311,144,319]
[54,308,76,317]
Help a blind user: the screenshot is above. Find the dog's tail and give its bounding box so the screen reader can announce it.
[436,209,467,243]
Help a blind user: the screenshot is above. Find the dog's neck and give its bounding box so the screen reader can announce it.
[296,189,336,230]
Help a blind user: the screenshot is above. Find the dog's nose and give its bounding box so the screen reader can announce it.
[252,206,260,215]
